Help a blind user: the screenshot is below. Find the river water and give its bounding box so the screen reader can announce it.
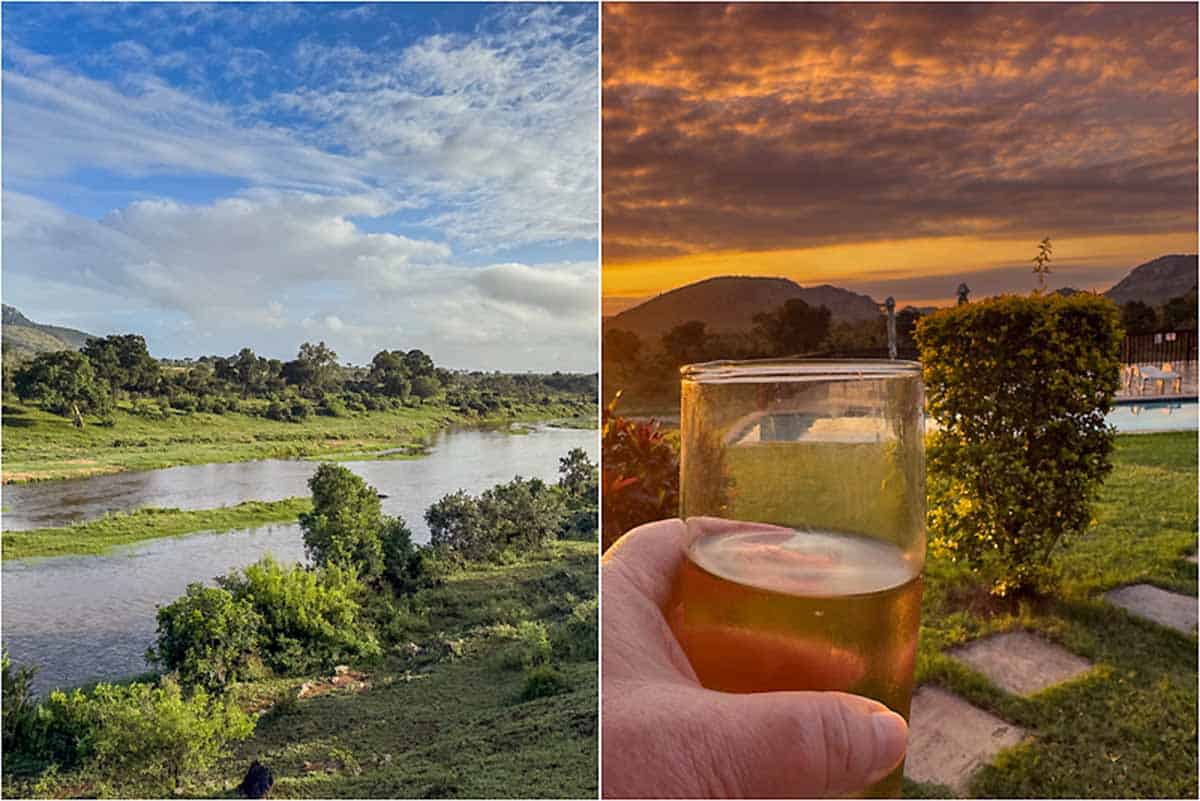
[1,425,597,694]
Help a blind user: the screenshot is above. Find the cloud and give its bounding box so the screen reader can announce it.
[3,190,596,371]
[603,3,1198,262]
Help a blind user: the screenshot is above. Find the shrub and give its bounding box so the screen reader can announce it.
[916,292,1123,595]
[38,678,254,794]
[427,478,566,562]
[499,621,552,670]
[301,463,389,577]
[2,650,39,756]
[551,598,598,662]
[601,393,679,552]
[217,557,381,675]
[147,584,264,691]
[519,663,570,702]
[317,395,348,417]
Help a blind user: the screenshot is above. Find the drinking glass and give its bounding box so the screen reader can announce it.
[668,359,925,798]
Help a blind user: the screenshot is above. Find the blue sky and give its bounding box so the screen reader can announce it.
[2,3,599,371]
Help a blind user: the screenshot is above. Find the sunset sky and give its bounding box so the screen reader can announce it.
[602,2,1198,315]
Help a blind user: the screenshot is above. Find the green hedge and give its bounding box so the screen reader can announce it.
[916,292,1123,595]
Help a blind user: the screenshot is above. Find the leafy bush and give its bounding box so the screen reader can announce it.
[518,663,570,702]
[557,448,598,540]
[601,393,679,552]
[217,556,381,675]
[37,678,253,794]
[916,292,1123,595]
[494,620,552,671]
[551,598,598,662]
[2,650,39,756]
[147,584,264,691]
[317,395,348,417]
[427,477,566,562]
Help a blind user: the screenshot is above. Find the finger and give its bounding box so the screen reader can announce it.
[602,685,908,799]
[705,689,908,798]
[603,518,687,607]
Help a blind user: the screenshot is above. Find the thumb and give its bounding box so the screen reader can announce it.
[705,689,908,798]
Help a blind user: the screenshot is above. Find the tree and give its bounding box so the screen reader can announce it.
[81,334,160,395]
[403,349,435,378]
[1121,301,1159,335]
[661,320,710,367]
[147,584,263,691]
[1160,292,1197,331]
[283,341,339,397]
[14,350,112,425]
[300,463,387,579]
[369,350,410,398]
[426,490,487,560]
[558,448,597,500]
[410,374,440,403]
[753,298,832,356]
[603,329,642,366]
[1032,236,1053,292]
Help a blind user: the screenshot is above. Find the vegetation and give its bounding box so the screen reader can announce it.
[426,448,597,561]
[3,441,599,798]
[600,394,679,552]
[2,499,311,561]
[2,394,590,484]
[906,432,1197,798]
[1119,292,1199,335]
[917,292,1124,595]
[17,678,254,796]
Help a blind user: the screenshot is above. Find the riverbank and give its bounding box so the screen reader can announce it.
[3,540,599,799]
[1,499,311,561]
[1,399,595,484]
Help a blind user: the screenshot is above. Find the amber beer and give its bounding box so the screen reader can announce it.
[674,360,926,799]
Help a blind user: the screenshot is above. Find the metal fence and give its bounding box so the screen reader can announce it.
[1121,331,1197,365]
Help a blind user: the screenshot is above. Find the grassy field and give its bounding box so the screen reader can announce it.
[1,399,593,483]
[215,539,598,799]
[1,499,311,561]
[905,431,1198,798]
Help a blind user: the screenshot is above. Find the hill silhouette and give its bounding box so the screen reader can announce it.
[2,304,94,360]
[602,276,880,341]
[1103,254,1197,307]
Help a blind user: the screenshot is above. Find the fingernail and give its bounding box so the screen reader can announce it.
[870,710,908,777]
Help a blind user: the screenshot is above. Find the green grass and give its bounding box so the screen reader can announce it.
[207,540,598,799]
[1,399,594,483]
[1,498,312,561]
[904,431,1198,798]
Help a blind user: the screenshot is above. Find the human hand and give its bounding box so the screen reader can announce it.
[601,519,909,799]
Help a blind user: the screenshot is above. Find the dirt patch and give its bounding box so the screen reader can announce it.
[297,665,371,699]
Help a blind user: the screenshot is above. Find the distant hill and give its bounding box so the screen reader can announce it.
[2,305,95,360]
[603,276,881,341]
[1104,255,1197,307]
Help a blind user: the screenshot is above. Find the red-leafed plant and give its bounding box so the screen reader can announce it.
[601,393,680,552]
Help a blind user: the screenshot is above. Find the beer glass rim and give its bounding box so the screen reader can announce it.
[680,358,922,384]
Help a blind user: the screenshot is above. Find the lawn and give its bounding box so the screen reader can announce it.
[1,399,593,483]
[905,431,1198,798]
[1,499,312,561]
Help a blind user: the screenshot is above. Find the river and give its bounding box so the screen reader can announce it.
[1,425,597,694]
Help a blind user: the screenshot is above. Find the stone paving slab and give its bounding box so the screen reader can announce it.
[949,630,1093,697]
[905,686,1027,795]
[1105,584,1198,635]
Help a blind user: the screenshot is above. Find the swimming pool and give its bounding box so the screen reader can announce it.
[1108,399,1198,433]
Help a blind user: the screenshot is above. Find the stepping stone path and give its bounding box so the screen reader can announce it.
[1105,584,1198,635]
[949,631,1093,696]
[905,686,1026,795]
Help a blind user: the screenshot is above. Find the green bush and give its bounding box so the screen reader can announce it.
[147,583,264,691]
[426,477,566,562]
[916,292,1123,595]
[217,556,381,675]
[37,678,253,794]
[2,650,40,756]
[601,393,679,552]
[518,663,570,702]
[551,598,598,662]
